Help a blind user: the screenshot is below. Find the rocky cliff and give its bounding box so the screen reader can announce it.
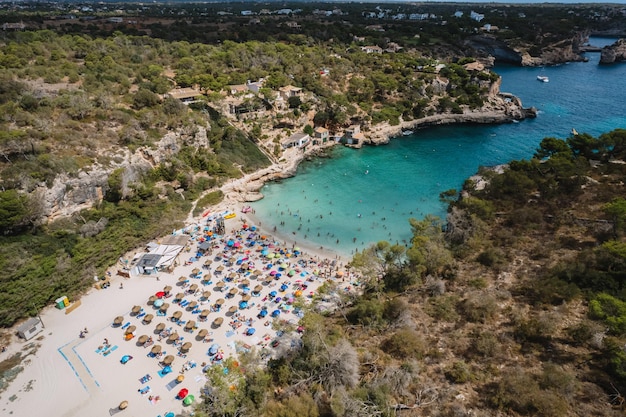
[466,32,588,67]
[600,38,626,64]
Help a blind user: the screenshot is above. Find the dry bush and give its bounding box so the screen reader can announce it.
[381,328,426,360]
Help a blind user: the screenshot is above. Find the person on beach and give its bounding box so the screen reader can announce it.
[119,283,123,289]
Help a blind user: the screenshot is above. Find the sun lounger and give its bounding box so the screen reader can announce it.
[138,385,151,395]
[103,345,118,356]
[180,300,190,307]
[139,374,152,383]
[121,322,131,330]
[157,311,166,316]
[137,311,146,319]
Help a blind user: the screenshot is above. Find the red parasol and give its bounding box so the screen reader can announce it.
[178,388,189,399]
[155,291,166,298]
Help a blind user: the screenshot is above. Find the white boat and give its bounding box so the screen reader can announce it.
[537,75,549,83]
[402,130,414,136]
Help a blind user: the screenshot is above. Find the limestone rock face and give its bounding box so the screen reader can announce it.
[600,39,626,64]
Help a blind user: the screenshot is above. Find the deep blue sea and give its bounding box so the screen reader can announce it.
[251,37,626,256]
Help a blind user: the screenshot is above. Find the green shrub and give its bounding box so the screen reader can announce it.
[445,361,473,383]
[381,327,426,359]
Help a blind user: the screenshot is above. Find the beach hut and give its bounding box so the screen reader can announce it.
[17,318,44,341]
[155,323,165,333]
[185,320,196,331]
[143,314,154,324]
[168,333,180,342]
[113,316,124,326]
[162,355,175,366]
[181,342,192,352]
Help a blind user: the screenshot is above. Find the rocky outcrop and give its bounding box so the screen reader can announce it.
[600,39,626,64]
[466,32,588,67]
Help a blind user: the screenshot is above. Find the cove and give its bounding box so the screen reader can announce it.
[251,38,626,257]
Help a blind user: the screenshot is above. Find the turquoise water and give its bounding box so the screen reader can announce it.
[252,38,626,256]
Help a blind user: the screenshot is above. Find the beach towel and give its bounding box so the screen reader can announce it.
[165,379,179,391]
[103,345,118,356]
[225,331,235,338]
[138,385,151,395]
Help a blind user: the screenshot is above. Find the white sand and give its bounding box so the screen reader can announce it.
[1,209,356,417]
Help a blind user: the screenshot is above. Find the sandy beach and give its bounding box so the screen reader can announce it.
[0,202,357,417]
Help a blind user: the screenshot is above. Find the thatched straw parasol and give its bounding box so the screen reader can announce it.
[184,320,196,330]
[228,287,238,296]
[213,317,223,327]
[181,342,192,352]
[175,292,185,300]
[155,323,165,332]
[125,325,136,335]
[162,355,174,365]
[131,305,141,314]
[228,305,237,314]
[241,294,251,302]
[200,309,210,318]
[163,285,172,293]
[168,332,179,342]
[216,298,225,306]
[172,311,182,320]
[187,301,197,309]
[113,316,124,325]
[151,344,162,354]
[178,276,187,283]
[189,284,198,292]
[138,335,148,345]
[253,285,263,293]
[159,303,170,312]
[142,314,154,324]
[148,295,157,305]
[216,281,225,289]
[202,291,211,299]
[197,329,208,338]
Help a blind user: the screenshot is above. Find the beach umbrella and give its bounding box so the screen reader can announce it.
[177,388,189,399]
[216,265,224,272]
[208,344,220,355]
[163,285,172,293]
[160,303,170,312]
[189,284,198,292]
[228,272,237,279]
[151,344,162,354]
[228,305,237,314]
[295,290,303,297]
[269,291,277,298]
[204,259,212,266]
[181,342,192,352]
[288,269,296,276]
[175,292,185,300]
[227,240,234,247]
[187,301,198,309]
[162,365,172,375]
[153,299,164,308]
[239,301,248,309]
[253,269,262,276]
[183,394,195,405]
[155,323,165,332]
[212,317,223,327]
[113,316,124,325]
[264,277,274,284]
[241,294,251,302]
[138,335,148,345]
[192,268,200,275]
[125,325,136,335]
[253,285,262,293]
[280,263,288,269]
[241,279,250,287]
[168,333,179,342]
[143,314,154,324]
[198,329,208,338]
[271,309,280,317]
[258,310,267,318]
[148,295,157,305]
[245,327,255,336]
[119,400,129,410]
[229,288,238,296]
[200,309,210,318]
[216,281,225,289]
[178,276,188,283]
[165,412,175,417]
[131,305,142,314]
[155,291,166,298]
[185,321,196,330]
[216,298,225,305]
[202,291,211,299]
[269,270,277,276]
[280,284,288,292]
[172,311,182,319]
[163,355,175,365]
